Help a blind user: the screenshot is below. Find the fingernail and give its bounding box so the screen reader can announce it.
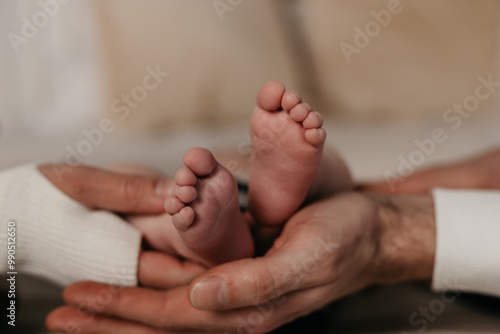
[155,179,172,197]
[190,277,229,310]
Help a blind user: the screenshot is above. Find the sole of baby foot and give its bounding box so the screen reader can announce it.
[166,147,254,267]
[249,81,326,225]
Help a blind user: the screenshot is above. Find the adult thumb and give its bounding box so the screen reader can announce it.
[188,255,290,311]
[187,233,334,311]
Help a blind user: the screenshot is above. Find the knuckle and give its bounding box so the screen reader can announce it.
[250,267,279,306]
[121,176,148,209]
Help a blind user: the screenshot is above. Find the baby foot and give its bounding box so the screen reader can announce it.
[165,147,254,267]
[249,81,326,225]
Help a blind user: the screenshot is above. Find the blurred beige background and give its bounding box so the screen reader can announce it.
[95,0,500,129]
[2,0,499,179]
[88,0,500,128]
[1,1,500,333]
[2,0,500,134]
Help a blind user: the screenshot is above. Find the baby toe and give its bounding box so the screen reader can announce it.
[177,185,197,203]
[303,111,323,129]
[281,90,302,111]
[172,206,195,231]
[290,102,311,122]
[175,167,197,186]
[183,147,216,177]
[304,128,327,147]
[256,81,286,111]
[164,196,186,215]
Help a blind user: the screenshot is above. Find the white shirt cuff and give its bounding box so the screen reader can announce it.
[432,188,500,298]
[0,164,142,287]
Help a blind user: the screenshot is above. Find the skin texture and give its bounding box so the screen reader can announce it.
[43,149,500,333]
[249,81,353,226]
[46,192,436,334]
[38,164,206,289]
[165,148,254,267]
[39,164,170,214]
[363,149,500,194]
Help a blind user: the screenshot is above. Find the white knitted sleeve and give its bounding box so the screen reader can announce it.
[0,164,141,287]
[432,188,500,298]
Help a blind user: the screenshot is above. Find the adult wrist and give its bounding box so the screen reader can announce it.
[368,193,436,285]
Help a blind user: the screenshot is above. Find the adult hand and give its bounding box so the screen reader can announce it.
[46,192,436,333]
[40,163,208,285]
[38,164,172,214]
[363,148,500,194]
[40,164,208,331]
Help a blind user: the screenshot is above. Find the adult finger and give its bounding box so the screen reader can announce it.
[39,164,172,214]
[58,281,341,333]
[362,149,500,194]
[61,282,238,332]
[361,166,454,194]
[46,306,176,334]
[138,251,207,289]
[362,164,484,194]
